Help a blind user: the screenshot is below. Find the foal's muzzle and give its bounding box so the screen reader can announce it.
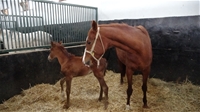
[47,55,53,62]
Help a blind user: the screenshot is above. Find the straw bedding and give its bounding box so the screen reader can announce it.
[0,70,200,112]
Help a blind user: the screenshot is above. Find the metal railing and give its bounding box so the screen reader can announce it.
[0,0,98,53]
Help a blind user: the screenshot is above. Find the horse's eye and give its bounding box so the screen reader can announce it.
[87,41,91,44]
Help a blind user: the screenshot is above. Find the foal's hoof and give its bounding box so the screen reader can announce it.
[98,98,102,102]
[104,101,109,110]
[143,105,150,108]
[63,104,70,109]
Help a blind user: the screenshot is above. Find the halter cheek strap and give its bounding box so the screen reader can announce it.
[85,27,105,67]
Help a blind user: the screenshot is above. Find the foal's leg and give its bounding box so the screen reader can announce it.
[94,72,109,109]
[99,86,103,101]
[142,66,150,108]
[126,68,133,110]
[60,77,66,101]
[63,76,72,109]
[118,60,126,84]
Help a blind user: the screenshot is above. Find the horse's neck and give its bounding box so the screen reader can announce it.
[101,27,140,53]
[56,50,71,65]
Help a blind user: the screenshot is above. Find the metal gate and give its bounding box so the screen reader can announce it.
[0,0,98,53]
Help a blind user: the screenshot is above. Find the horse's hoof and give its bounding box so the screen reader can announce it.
[125,105,131,110]
[98,97,102,101]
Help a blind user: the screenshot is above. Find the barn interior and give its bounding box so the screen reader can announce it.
[0,0,199,112]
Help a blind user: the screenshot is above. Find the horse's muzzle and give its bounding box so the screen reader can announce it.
[84,60,91,67]
[82,59,91,67]
[82,53,91,67]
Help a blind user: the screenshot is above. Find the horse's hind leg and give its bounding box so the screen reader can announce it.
[142,66,150,108]
[125,68,133,110]
[60,77,66,101]
[118,60,126,84]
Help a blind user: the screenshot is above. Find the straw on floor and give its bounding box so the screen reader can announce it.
[0,70,199,112]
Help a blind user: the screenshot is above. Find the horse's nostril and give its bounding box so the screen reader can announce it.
[85,61,90,66]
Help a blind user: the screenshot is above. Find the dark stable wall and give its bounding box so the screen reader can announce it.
[100,15,200,84]
[0,16,199,103]
[0,46,85,103]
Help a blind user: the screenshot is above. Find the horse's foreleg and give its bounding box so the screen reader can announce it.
[142,67,150,108]
[60,77,66,101]
[126,68,133,110]
[118,60,126,84]
[63,77,72,109]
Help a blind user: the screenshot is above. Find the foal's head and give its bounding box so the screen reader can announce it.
[82,20,105,67]
[48,41,64,61]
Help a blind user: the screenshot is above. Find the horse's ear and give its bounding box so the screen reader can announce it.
[92,20,98,31]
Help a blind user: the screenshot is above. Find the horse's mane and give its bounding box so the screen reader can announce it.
[58,45,75,58]
[99,23,129,27]
[99,23,148,36]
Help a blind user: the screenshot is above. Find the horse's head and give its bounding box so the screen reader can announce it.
[82,20,105,67]
[48,41,62,62]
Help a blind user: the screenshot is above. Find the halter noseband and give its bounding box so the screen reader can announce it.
[84,27,105,67]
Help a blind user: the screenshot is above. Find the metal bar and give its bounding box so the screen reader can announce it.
[43,2,48,45]
[29,1,34,47]
[14,0,20,49]
[25,1,31,48]
[55,3,58,41]
[32,0,37,47]
[32,0,97,9]
[0,41,86,54]
[7,0,14,49]
[38,1,42,46]
[0,0,97,53]
[40,2,45,45]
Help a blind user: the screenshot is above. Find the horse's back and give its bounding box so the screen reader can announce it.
[117,25,152,70]
[137,25,152,59]
[136,25,149,36]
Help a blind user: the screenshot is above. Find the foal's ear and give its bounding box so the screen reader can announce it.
[92,20,98,31]
[51,41,55,47]
[58,41,62,44]
[51,41,54,46]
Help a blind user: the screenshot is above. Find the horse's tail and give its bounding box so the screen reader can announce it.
[137,25,150,37]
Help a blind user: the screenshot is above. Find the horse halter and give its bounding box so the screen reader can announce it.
[84,27,105,67]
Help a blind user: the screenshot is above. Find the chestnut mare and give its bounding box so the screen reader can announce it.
[48,41,108,109]
[82,21,152,110]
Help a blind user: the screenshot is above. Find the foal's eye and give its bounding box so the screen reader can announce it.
[87,41,91,44]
